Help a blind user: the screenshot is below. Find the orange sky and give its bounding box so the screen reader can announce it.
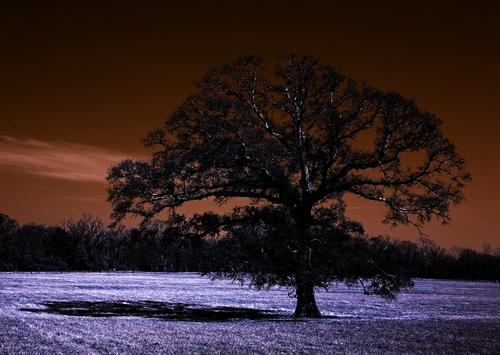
[0,1,499,249]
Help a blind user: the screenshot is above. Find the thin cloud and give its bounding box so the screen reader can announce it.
[0,136,140,183]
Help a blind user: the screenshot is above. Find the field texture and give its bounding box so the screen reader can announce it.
[0,272,499,354]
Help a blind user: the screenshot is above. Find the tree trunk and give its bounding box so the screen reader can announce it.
[292,201,320,318]
[294,281,320,318]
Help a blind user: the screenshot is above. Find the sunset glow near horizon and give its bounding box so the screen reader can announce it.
[1,2,498,249]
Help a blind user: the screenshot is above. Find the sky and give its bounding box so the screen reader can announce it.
[0,1,499,249]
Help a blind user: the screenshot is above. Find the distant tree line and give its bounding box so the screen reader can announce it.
[0,213,498,281]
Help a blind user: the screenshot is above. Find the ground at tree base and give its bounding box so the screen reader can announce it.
[0,273,498,354]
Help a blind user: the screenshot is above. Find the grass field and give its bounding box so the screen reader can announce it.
[1,272,499,354]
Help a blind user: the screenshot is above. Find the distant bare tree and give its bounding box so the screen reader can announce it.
[62,214,106,239]
[62,214,108,270]
[108,54,470,317]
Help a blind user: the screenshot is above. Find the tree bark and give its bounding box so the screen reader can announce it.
[294,281,321,318]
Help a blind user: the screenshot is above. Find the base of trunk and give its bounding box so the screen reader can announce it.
[294,282,321,318]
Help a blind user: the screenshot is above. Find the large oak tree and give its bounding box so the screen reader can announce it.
[108,54,470,317]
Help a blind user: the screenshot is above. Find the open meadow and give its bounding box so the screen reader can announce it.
[0,272,499,354]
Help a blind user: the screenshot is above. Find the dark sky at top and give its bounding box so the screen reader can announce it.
[0,1,499,249]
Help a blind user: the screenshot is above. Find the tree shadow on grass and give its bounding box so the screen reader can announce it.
[20,301,286,322]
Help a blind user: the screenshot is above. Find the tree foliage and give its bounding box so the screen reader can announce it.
[108,54,469,228]
[205,206,413,299]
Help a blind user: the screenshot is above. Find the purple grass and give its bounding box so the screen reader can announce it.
[1,272,499,354]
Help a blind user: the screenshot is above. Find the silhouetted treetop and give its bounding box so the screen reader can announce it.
[108,54,470,229]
